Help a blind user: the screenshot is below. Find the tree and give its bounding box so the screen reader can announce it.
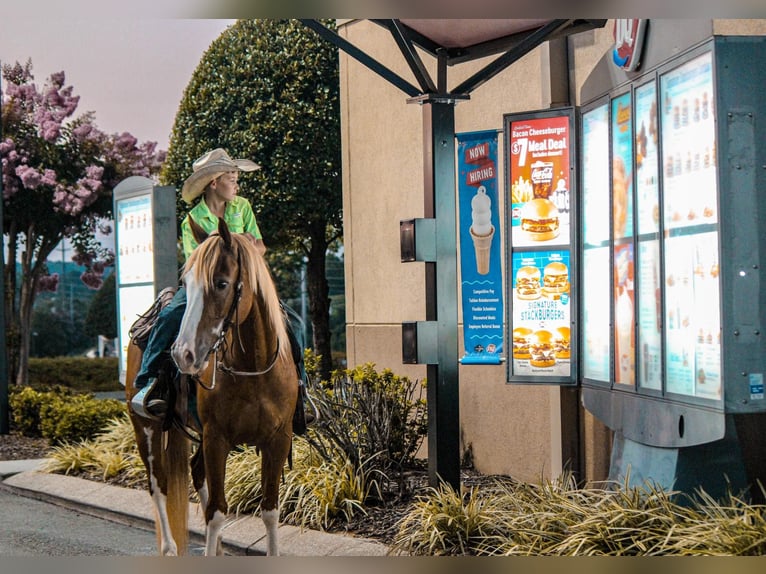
[162,19,342,381]
[1,61,165,385]
[84,271,117,339]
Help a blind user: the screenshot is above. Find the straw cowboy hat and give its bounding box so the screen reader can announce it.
[181,148,260,204]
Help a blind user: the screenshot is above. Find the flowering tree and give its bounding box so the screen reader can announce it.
[1,61,165,385]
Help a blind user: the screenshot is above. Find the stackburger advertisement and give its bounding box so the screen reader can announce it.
[457,131,504,365]
[506,111,572,249]
[511,250,572,377]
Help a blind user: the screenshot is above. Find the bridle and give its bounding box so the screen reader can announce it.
[188,244,281,392]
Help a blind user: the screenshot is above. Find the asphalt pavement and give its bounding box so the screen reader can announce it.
[0,459,390,556]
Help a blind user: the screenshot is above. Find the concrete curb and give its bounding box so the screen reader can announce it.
[0,462,390,556]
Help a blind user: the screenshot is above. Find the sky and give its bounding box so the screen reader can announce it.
[0,18,235,150]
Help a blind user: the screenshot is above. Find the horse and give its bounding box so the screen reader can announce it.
[125,216,298,556]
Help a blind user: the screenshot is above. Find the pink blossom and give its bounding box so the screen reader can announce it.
[36,273,60,293]
[80,270,103,290]
[15,165,42,189]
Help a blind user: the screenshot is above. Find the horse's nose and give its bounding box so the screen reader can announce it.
[171,341,196,373]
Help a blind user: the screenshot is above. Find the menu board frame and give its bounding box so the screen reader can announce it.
[578,41,724,411]
[579,97,612,386]
[504,107,576,385]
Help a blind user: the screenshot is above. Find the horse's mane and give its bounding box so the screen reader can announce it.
[183,234,291,363]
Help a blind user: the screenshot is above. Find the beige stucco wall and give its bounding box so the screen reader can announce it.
[338,19,765,484]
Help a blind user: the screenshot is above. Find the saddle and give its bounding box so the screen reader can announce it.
[129,287,312,438]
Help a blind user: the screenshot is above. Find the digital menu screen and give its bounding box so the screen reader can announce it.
[510,250,571,377]
[581,103,611,382]
[611,92,636,387]
[116,195,154,284]
[660,52,721,400]
[508,114,571,248]
[634,81,663,391]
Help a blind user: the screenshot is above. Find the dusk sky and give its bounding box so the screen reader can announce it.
[1,18,235,150]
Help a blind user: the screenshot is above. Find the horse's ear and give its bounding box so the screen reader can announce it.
[188,216,208,245]
[218,216,232,248]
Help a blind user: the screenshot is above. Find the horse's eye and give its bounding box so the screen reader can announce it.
[215,280,229,290]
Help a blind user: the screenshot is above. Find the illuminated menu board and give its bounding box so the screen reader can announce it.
[634,81,663,391]
[612,92,635,387]
[580,49,722,405]
[505,109,575,384]
[660,51,721,400]
[505,109,574,382]
[580,103,611,382]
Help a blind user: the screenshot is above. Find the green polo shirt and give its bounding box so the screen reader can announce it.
[181,195,262,260]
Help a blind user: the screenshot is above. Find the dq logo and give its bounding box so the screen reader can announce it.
[612,19,647,72]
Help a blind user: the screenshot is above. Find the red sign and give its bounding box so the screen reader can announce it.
[613,19,647,72]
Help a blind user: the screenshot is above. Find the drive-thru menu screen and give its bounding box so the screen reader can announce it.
[580,49,721,403]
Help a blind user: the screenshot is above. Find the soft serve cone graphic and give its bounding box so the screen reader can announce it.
[469,186,494,275]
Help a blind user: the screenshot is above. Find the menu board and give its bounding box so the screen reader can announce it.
[661,52,717,229]
[510,250,571,377]
[116,195,154,284]
[611,92,636,387]
[508,114,571,248]
[634,81,663,391]
[660,52,721,400]
[581,103,611,382]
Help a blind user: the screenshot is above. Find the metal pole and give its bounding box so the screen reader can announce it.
[423,99,460,489]
[0,59,10,434]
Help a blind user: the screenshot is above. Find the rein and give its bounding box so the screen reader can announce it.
[192,245,281,392]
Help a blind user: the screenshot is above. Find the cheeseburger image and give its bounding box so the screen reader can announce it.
[520,198,560,241]
[515,265,542,300]
[529,330,556,368]
[512,326,533,359]
[553,326,571,359]
[542,261,570,299]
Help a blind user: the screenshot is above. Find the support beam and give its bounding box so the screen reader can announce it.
[422,100,460,489]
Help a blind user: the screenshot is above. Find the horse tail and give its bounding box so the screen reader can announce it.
[164,426,190,555]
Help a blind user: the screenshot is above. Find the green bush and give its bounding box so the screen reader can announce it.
[28,356,121,392]
[304,351,427,494]
[9,386,74,437]
[10,386,126,444]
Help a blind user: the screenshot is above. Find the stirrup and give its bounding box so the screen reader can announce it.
[130,379,167,420]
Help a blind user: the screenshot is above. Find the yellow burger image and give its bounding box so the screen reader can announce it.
[553,326,571,359]
[520,198,560,242]
[529,329,556,368]
[515,265,542,300]
[542,261,570,299]
[512,326,534,360]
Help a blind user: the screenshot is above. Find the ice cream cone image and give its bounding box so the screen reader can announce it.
[470,186,494,275]
[470,225,495,275]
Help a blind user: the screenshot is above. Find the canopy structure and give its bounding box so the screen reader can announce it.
[300,19,606,488]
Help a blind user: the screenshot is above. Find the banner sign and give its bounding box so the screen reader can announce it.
[457,130,504,365]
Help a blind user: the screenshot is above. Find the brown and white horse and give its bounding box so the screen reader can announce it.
[126,216,298,555]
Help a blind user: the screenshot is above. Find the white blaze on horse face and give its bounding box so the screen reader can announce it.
[173,272,220,374]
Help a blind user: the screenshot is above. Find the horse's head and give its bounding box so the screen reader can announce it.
[171,217,251,375]
[171,216,290,376]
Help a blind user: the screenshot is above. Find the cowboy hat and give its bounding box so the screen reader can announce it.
[181,148,260,204]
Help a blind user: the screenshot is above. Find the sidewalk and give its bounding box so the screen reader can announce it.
[0,459,390,556]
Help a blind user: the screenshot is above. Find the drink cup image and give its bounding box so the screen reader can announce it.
[470,186,494,275]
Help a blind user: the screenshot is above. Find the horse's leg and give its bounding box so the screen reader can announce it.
[260,432,292,556]
[191,445,208,512]
[201,434,230,556]
[132,421,178,555]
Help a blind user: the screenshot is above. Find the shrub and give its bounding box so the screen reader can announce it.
[303,352,427,496]
[9,385,74,437]
[9,385,126,444]
[28,356,121,392]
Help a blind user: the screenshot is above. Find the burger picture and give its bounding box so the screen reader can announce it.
[515,265,542,300]
[529,330,556,368]
[542,261,570,299]
[520,198,560,242]
[553,326,571,359]
[512,326,533,360]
